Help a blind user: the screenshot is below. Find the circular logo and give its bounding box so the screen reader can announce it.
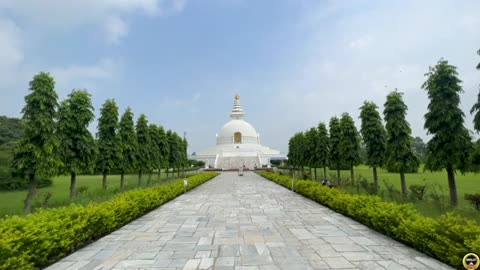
[463,253,480,270]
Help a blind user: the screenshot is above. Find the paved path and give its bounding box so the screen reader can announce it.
[47,172,452,270]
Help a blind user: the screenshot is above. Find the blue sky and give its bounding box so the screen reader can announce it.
[0,0,479,153]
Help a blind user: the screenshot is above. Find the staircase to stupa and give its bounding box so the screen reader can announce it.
[216,155,260,170]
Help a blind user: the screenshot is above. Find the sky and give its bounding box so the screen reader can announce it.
[0,0,479,153]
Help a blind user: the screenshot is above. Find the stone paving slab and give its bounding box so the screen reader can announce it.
[46,172,453,270]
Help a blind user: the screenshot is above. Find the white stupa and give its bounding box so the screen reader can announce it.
[191,94,287,169]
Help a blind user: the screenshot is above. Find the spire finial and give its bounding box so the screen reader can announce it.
[230,94,244,119]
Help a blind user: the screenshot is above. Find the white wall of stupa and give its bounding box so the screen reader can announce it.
[190,94,287,170]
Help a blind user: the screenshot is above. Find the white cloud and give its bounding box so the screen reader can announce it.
[0,0,186,45]
[48,58,120,96]
[0,17,23,86]
[261,0,480,151]
[105,16,129,45]
[348,35,373,50]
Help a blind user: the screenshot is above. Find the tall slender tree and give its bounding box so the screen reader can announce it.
[305,127,318,179]
[118,108,138,188]
[96,99,120,190]
[12,72,60,212]
[136,114,151,185]
[359,101,386,191]
[157,126,169,181]
[316,122,329,180]
[477,49,480,70]
[57,89,96,200]
[328,117,342,182]
[383,90,418,195]
[148,124,162,184]
[422,59,473,206]
[339,113,361,184]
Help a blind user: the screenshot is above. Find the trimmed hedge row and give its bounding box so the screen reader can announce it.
[260,171,480,268]
[0,172,218,270]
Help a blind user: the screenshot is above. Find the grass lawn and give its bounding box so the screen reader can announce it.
[0,170,194,218]
[290,165,480,222]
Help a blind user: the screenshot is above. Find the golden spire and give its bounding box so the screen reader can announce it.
[235,94,240,100]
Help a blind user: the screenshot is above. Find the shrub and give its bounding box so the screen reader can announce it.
[0,172,218,270]
[260,171,480,269]
[409,184,427,200]
[465,193,480,211]
[76,186,88,195]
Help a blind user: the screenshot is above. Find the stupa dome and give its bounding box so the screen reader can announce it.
[216,95,259,145]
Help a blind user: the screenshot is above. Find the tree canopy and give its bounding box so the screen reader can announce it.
[118,107,138,187]
[422,59,473,206]
[57,89,96,200]
[383,90,419,195]
[339,112,361,182]
[316,122,329,179]
[135,114,151,184]
[96,99,120,189]
[328,116,342,180]
[359,101,386,189]
[0,116,22,145]
[12,72,60,212]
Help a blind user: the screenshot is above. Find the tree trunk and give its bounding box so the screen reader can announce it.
[102,173,107,190]
[157,169,161,182]
[314,168,317,181]
[337,169,341,184]
[447,167,458,206]
[373,166,378,193]
[23,174,36,213]
[323,166,327,180]
[350,164,354,185]
[120,172,125,189]
[177,167,180,178]
[166,168,169,179]
[400,169,406,196]
[138,170,142,186]
[70,172,76,201]
[148,172,152,185]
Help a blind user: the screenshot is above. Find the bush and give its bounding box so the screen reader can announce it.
[409,184,427,200]
[0,172,218,270]
[465,193,480,211]
[260,171,480,269]
[0,168,52,191]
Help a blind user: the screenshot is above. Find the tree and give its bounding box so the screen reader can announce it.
[328,117,342,182]
[96,99,120,190]
[156,126,169,181]
[477,49,480,70]
[305,127,318,179]
[359,101,386,191]
[148,124,162,184]
[316,122,329,180]
[118,108,138,188]
[383,90,419,195]
[412,136,426,162]
[339,113,361,184]
[57,90,96,200]
[470,50,480,131]
[0,116,23,145]
[12,72,60,212]
[422,59,473,206]
[287,132,306,174]
[136,114,151,185]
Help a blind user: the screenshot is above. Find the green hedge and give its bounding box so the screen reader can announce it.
[260,171,480,268]
[0,172,218,270]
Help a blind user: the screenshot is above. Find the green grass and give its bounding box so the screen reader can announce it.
[287,165,480,222]
[0,171,194,218]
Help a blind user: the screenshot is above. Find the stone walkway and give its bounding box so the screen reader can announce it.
[47,172,453,270]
